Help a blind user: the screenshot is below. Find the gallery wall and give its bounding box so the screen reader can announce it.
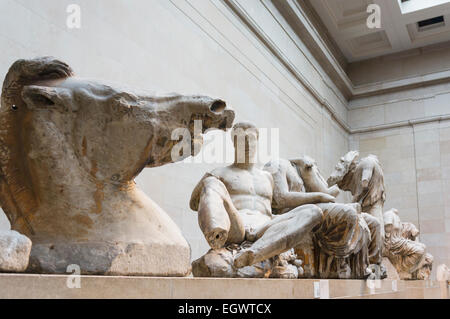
[349,84,450,273]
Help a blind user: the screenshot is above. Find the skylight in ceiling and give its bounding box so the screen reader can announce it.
[400,0,450,14]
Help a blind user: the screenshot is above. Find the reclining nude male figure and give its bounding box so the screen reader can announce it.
[190,121,336,268]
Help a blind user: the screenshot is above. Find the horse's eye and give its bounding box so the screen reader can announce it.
[11,104,18,111]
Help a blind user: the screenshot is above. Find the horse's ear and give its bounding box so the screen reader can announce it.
[22,85,60,110]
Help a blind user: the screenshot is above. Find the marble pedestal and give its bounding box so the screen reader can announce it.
[0,274,447,299]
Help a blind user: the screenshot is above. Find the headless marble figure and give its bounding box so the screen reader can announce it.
[383,209,433,280]
[328,151,386,238]
[190,122,335,269]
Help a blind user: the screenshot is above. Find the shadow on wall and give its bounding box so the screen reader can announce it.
[0,209,10,230]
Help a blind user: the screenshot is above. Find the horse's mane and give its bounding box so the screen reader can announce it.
[0,57,74,235]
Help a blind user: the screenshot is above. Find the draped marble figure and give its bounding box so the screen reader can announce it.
[383,209,433,280]
[269,158,383,279]
[327,151,386,237]
[327,151,433,280]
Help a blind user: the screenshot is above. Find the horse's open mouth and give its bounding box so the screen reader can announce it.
[188,114,230,133]
[189,111,234,134]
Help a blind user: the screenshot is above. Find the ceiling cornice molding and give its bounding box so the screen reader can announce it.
[268,0,354,99]
[352,68,450,99]
[221,0,352,134]
[272,0,450,99]
[219,0,449,134]
[351,115,450,134]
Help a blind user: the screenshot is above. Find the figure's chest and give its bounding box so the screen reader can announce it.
[222,169,272,198]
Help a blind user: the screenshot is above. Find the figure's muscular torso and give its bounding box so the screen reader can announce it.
[211,165,273,232]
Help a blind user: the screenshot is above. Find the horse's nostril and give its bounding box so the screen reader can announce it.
[210,100,226,113]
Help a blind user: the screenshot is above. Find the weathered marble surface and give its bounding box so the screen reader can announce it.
[328,150,433,280]
[268,158,384,279]
[191,122,383,279]
[0,230,31,272]
[383,208,433,280]
[0,57,234,276]
[437,264,449,282]
[192,243,303,279]
[328,151,386,237]
[290,156,339,197]
[191,122,328,278]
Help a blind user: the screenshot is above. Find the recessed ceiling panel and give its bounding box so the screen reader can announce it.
[307,0,450,61]
[348,30,392,57]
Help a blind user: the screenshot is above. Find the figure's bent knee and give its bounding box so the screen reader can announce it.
[342,204,358,224]
[298,204,323,225]
[311,206,324,224]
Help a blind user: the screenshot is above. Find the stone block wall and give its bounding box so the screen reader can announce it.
[350,85,450,276]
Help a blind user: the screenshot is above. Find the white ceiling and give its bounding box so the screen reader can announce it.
[309,0,450,62]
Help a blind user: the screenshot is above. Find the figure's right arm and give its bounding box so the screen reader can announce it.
[190,170,245,249]
[189,172,214,212]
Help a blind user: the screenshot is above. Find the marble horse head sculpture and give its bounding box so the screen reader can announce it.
[0,57,235,275]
